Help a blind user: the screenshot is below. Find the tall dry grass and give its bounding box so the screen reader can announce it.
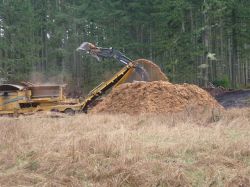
[0,109,249,187]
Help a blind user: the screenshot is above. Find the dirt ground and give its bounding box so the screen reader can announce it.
[215,90,250,108]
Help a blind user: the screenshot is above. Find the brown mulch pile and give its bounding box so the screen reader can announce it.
[125,59,168,82]
[91,81,223,115]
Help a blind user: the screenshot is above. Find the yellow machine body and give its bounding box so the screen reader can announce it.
[0,84,79,115]
[0,62,135,115]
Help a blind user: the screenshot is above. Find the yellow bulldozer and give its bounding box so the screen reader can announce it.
[0,42,147,116]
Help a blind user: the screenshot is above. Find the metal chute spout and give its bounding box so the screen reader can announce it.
[76,42,132,64]
[76,42,97,52]
[76,42,101,61]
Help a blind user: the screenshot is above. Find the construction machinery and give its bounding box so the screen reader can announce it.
[0,82,80,116]
[0,42,145,116]
[77,42,149,110]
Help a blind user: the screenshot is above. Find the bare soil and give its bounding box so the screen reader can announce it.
[215,90,250,108]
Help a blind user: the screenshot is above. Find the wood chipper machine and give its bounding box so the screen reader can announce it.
[0,82,81,116]
[0,42,148,116]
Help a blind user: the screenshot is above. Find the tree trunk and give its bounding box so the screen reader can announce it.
[231,8,238,88]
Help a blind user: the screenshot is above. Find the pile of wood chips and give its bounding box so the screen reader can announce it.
[125,59,168,82]
[91,81,223,115]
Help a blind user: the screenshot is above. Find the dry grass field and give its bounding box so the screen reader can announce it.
[0,109,249,187]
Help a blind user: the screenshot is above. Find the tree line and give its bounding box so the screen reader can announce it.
[0,0,250,93]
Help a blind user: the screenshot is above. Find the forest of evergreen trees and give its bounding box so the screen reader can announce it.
[0,0,250,93]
